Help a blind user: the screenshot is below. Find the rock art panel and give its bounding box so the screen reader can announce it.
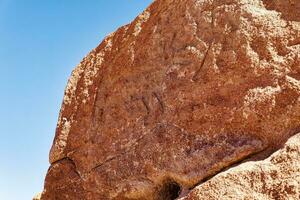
[40,0,300,199]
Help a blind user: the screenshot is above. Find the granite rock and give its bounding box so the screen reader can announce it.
[40,0,300,199]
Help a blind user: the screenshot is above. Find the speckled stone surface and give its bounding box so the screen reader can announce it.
[180,132,300,200]
[40,0,300,199]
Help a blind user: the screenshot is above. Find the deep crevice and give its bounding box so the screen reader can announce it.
[157,179,182,200]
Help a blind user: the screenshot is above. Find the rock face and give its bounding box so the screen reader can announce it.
[41,0,300,199]
[180,132,300,200]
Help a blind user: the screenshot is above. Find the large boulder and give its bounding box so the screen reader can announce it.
[40,0,300,199]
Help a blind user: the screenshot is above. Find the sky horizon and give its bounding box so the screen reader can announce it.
[0,1,152,199]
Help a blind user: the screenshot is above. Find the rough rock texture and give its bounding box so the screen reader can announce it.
[33,193,41,200]
[41,0,300,199]
[180,132,300,200]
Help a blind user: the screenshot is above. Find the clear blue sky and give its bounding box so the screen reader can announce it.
[0,1,152,199]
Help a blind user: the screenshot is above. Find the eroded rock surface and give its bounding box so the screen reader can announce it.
[180,132,300,200]
[41,0,300,199]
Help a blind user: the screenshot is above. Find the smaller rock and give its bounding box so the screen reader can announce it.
[180,133,300,200]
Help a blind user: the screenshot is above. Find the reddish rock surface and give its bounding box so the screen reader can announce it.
[180,132,300,200]
[40,0,300,199]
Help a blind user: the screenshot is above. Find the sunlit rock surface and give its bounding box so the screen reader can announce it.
[40,0,300,199]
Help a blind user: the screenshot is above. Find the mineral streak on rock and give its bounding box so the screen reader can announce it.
[40,0,300,199]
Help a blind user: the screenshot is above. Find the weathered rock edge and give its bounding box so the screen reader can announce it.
[180,132,300,200]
